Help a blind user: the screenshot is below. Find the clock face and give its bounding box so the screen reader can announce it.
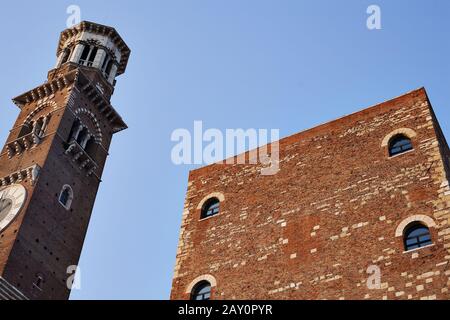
[0,184,27,233]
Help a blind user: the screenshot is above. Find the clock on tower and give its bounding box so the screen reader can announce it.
[0,21,130,300]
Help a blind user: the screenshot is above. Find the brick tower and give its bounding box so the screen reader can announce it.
[172,88,450,300]
[0,21,130,300]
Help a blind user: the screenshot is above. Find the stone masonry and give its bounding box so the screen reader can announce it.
[171,88,450,300]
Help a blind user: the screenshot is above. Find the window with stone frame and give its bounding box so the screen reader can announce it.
[403,222,432,251]
[191,281,212,300]
[201,198,220,219]
[59,185,74,210]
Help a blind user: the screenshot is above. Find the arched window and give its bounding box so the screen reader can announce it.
[404,222,432,251]
[59,185,74,210]
[201,198,220,219]
[18,122,33,138]
[191,281,211,300]
[389,134,413,157]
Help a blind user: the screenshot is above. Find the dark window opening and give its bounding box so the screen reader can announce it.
[105,60,114,77]
[84,137,97,159]
[76,128,89,147]
[101,55,110,70]
[389,134,413,157]
[59,188,70,206]
[61,49,71,65]
[18,123,33,138]
[201,198,220,219]
[404,223,432,251]
[79,45,91,64]
[191,281,211,300]
[68,119,81,142]
[87,47,98,66]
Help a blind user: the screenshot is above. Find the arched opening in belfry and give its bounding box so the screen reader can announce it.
[101,55,110,71]
[79,45,91,65]
[84,137,98,159]
[87,47,98,66]
[18,122,33,138]
[68,119,81,142]
[34,118,44,137]
[76,127,89,147]
[105,60,114,77]
[61,48,71,65]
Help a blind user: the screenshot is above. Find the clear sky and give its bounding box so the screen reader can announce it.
[0,0,449,300]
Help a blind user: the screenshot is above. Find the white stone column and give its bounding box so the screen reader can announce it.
[81,134,92,149]
[108,64,119,84]
[55,52,64,68]
[32,121,38,135]
[94,48,107,69]
[73,125,84,142]
[40,116,50,136]
[70,43,85,64]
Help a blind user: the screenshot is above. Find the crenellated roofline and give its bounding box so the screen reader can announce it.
[12,69,127,134]
[57,21,131,76]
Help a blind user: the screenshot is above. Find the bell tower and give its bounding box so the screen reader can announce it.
[0,21,130,300]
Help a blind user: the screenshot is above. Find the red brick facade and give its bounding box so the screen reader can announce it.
[171,88,450,300]
[0,22,129,300]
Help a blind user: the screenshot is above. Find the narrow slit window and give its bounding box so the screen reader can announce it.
[59,185,74,210]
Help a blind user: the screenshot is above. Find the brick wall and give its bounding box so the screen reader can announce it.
[171,88,450,300]
[0,73,116,299]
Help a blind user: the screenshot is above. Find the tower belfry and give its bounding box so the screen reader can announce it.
[0,21,130,300]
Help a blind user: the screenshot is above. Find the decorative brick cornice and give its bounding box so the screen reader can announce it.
[13,69,127,134]
[12,70,77,108]
[77,71,127,134]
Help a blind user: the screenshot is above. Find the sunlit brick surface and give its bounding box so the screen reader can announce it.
[171,88,450,300]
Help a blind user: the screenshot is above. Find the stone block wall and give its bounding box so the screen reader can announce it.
[171,88,450,300]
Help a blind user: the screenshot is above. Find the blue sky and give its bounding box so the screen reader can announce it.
[0,0,449,299]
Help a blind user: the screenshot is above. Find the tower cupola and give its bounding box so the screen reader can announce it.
[52,21,131,86]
